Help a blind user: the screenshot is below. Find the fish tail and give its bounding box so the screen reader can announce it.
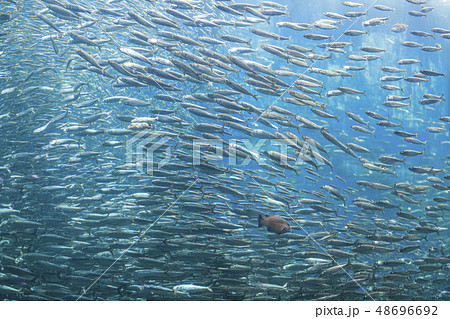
[346,258,352,267]
[258,214,264,227]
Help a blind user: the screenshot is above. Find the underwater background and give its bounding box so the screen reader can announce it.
[0,0,449,300]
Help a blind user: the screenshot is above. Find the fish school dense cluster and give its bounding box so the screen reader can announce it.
[0,0,449,300]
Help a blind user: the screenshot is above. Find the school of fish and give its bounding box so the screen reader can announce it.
[0,0,449,300]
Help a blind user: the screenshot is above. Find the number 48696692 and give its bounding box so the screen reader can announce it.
[375,306,438,316]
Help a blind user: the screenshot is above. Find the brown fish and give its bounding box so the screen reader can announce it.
[258,214,291,234]
[128,122,152,130]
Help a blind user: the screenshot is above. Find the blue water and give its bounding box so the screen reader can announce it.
[0,0,449,301]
